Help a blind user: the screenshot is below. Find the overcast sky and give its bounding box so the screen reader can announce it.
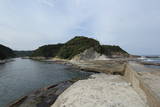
[0,0,160,55]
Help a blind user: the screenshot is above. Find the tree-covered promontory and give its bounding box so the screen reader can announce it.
[57,36,102,59]
[31,36,129,59]
[101,45,129,57]
[0,44,15,60]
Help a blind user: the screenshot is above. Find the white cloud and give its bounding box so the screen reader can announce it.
[0,0,160,54]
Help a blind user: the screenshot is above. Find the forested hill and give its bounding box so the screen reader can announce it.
[32,36,129,59]
[0,44,15,60]
[57,36,102,59]
[31,44,64,57]
[14,51,33,57]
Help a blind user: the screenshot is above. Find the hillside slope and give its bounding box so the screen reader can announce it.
[31,36,129,59]
[14,51,33,57]
[0,44,15,60]
[57,36,102,59]
[101,45,129,57]
[31,44,63,57]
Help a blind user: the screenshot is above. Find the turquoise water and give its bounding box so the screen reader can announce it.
[0,58,92,107]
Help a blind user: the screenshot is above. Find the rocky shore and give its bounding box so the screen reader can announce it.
[9,80,79,107]
[9,58,128,107]
[9,57,160,107]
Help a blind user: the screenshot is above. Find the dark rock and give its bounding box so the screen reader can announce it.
[9,81,76,107]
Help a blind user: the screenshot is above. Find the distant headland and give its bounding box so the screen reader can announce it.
[0,36,130,61]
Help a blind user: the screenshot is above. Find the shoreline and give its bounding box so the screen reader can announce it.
[0,58,14,64]
[8,57,128,106]
[8,57,160,107]
[8,58,95,107]
[9,74,94,107]
[9,80,77,107]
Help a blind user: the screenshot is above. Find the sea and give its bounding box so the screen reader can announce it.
[137,55,160,69]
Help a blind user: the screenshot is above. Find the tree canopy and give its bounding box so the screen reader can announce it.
[31,36,129,59]
[0,44,15,60]
[31,44,63,58]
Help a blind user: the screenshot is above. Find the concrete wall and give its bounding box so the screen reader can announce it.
[124,64,148,104]
[124,63,160,107]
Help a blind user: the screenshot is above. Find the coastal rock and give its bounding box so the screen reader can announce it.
[71,48,109,62]
[52,73,148,107]
[9,81,76,107]
[71,60,126,75]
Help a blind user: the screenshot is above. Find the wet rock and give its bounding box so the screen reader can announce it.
[9,81,76,107]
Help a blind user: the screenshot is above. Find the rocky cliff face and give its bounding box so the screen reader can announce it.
[71,48,109,62]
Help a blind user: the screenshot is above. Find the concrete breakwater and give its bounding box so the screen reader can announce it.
[51,61,160,107]
[125,63,160,107]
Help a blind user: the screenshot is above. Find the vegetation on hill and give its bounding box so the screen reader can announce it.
[57,36,102,59]
[14,51,33,57]
[31,36,129,59]
[31,44,63,57]
[101,45,129,56]
[0,44,15,60]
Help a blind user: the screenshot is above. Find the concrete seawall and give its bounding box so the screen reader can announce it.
[51,61,150,107]
[124,63,160,107]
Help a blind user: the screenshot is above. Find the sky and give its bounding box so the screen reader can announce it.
[0,0,160,55]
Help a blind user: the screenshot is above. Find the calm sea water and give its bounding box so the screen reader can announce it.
[0,58,92,107]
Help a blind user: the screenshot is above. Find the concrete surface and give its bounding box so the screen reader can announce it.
[52,73,148,107]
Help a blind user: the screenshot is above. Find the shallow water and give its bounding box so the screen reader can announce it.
[145,65,160,69]
[0,58,92,107]
[138,56,160,69]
